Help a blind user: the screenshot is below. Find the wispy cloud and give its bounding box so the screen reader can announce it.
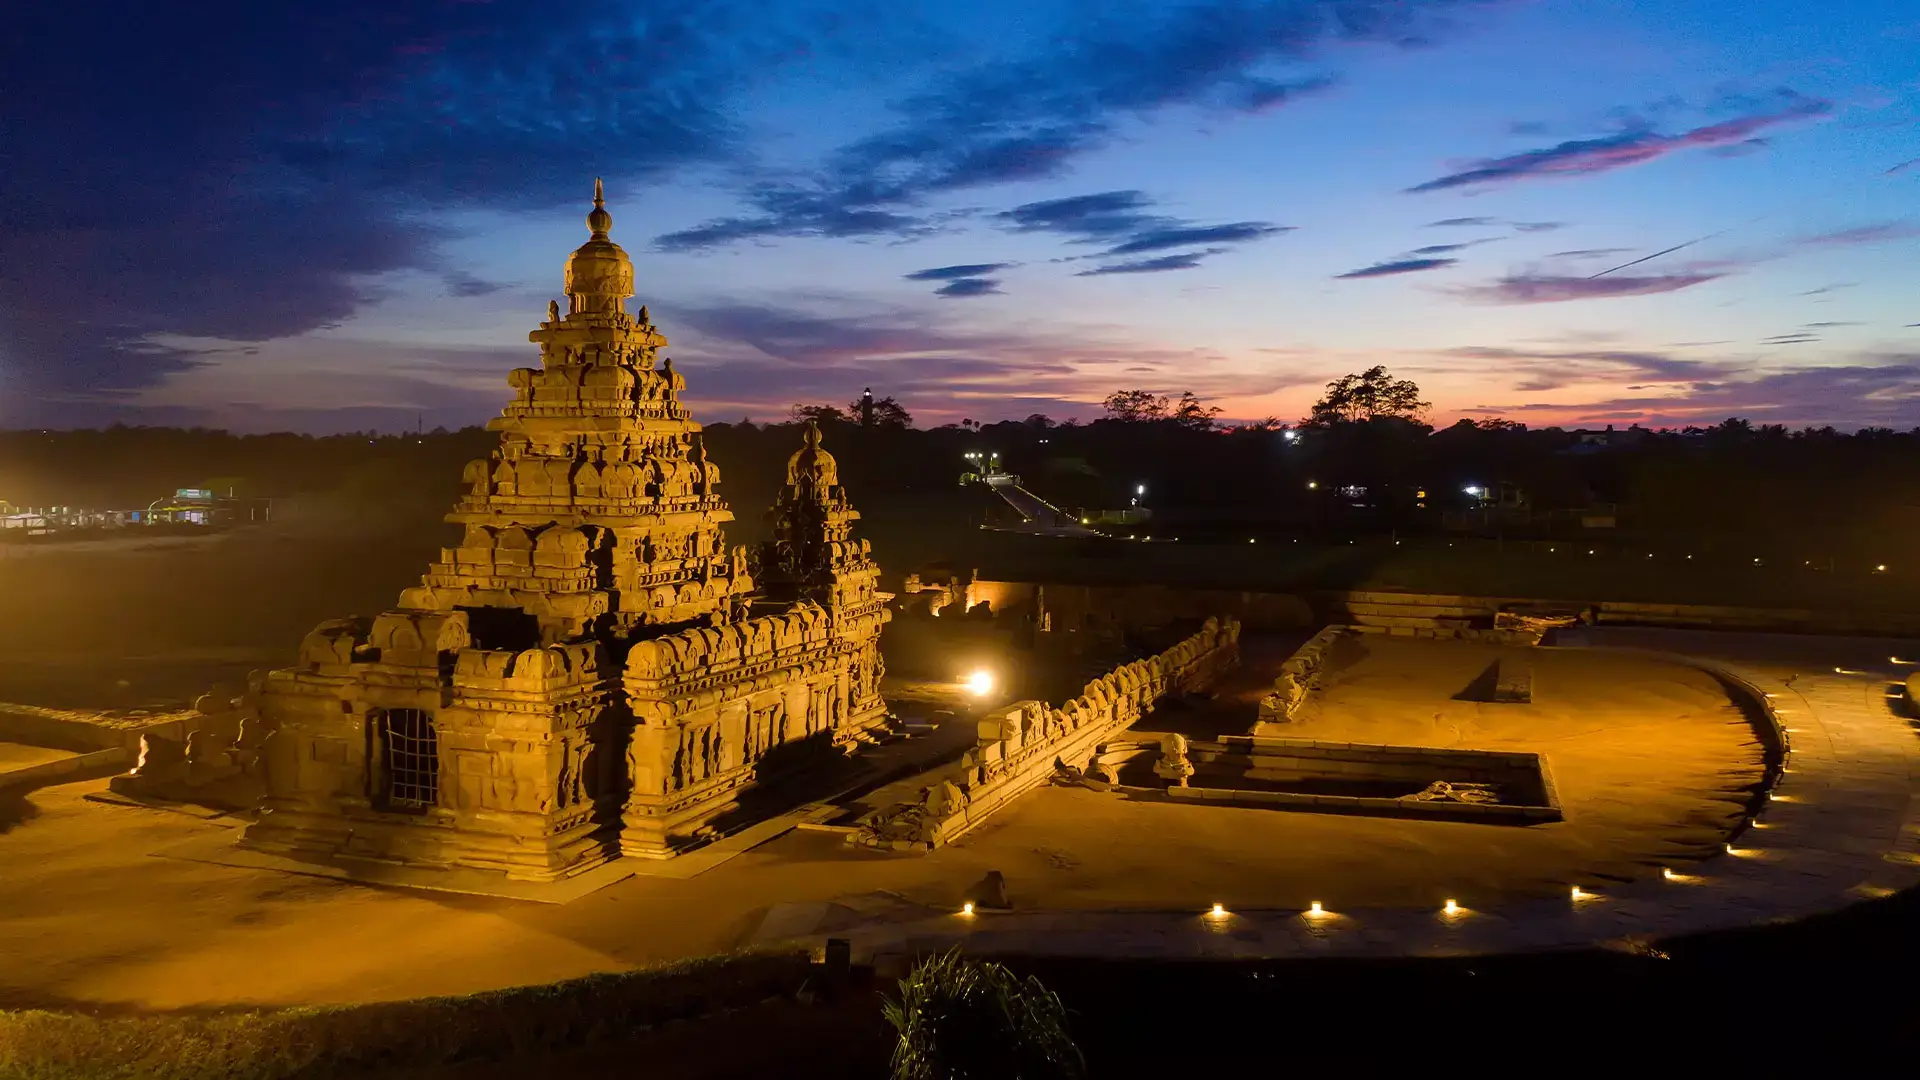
[1075,250,1224,276]
[1790,220,1920,248]
[905,263,1012,281]
[1454,270,1726,304]
[654,1,1509,252]
[1408,90,1832,192]
[1455,355,1920,431]
[1547,248,1635,260]
[1439,345,1736,391]
[1104,222,1290,256]
[995,189,1288,276]
[442,270,511,298]
[934,277,1002,298]
[1336,256,1457,279]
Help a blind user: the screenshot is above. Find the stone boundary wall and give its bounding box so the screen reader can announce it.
[1254,626,1343,724]
[967,578,1920,637]
[851,616,1242,851]
[1346,623,1543,646]
[0,703,194,754]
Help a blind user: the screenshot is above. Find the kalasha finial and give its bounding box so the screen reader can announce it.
[803,419,823,448]
[587,177,612,238]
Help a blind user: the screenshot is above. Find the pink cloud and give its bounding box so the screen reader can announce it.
[1408,96,1833,192]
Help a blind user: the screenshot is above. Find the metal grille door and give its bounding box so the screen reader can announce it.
[381,708,439,809]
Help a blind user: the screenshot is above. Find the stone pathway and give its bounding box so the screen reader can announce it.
[754,629,1920,961]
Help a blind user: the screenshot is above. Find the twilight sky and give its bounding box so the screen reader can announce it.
[2,0,1916,433]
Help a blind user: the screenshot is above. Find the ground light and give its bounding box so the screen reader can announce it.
[1442,899,1459,916]
[1308,901,1324,917]
[961,902,974,916]
[1208,903,1227,918]
[1570,885,1587,901]
[963,670,995,697]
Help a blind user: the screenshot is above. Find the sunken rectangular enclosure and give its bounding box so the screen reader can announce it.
[1109,734,1561,824]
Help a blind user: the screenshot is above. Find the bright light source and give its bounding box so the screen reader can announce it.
[1442,899,1460,916]
[961,901,975,916]
[1307,480,1318,490]
[1283,429,1299,442]
[1248,538,1256,544]
[1894,656,1916,665]
[1079,517,1089,525]
[1210,903,1226,917]
[1463,485,1483,497]
[1662,867,1677,881]
[1570,885,1586,901]
[1876,564,1889,573]
[963,669,995,697]
[1309,901,1324,916]
[1136,484,1146,496]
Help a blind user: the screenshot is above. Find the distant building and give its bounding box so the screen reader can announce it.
[1564,424,1648,453]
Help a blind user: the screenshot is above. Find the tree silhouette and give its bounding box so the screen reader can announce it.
[1304,366,1429,426]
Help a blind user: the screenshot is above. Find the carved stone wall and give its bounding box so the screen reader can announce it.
[851,616,1241,851]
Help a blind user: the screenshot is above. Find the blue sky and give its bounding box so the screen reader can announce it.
[1,0,1915,432]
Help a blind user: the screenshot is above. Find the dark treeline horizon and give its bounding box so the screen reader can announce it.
[3,413,1917,558]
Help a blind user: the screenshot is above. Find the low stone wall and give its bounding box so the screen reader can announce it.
[1254,626,1342,725]
[851,616,1242,851]
[1347,623,1543,646]
[971,578,1920,638]
[0,702,194,755]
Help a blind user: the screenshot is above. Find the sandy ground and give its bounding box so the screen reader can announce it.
[0,523,1767,1011]
[0,635,1764,1011]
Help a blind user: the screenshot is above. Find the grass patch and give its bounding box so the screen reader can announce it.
[0,951,814,1080]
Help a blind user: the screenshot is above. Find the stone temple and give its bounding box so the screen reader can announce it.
[240,181,890,879]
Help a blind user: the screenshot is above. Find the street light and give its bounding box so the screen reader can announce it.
[1136,484,1146,496]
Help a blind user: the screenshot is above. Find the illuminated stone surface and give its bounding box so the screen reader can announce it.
[240,183,888,878]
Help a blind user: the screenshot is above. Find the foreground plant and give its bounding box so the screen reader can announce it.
[883,949,1083,1080]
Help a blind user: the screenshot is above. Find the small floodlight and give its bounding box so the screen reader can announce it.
[1308,901,1324,917]
[1210,903,1227,918]
[961,901,975,916]
[1307,480,1318,490]
[1283,429,1299,442]
[1443,899,1460,916]
[1662,867,1677,881]
[963,669,995,697]
[1136,484,1146,496]
[1463,485,1483,497]
[1876,564,1888,573]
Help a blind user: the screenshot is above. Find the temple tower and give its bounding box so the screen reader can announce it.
[243,183,887,878]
